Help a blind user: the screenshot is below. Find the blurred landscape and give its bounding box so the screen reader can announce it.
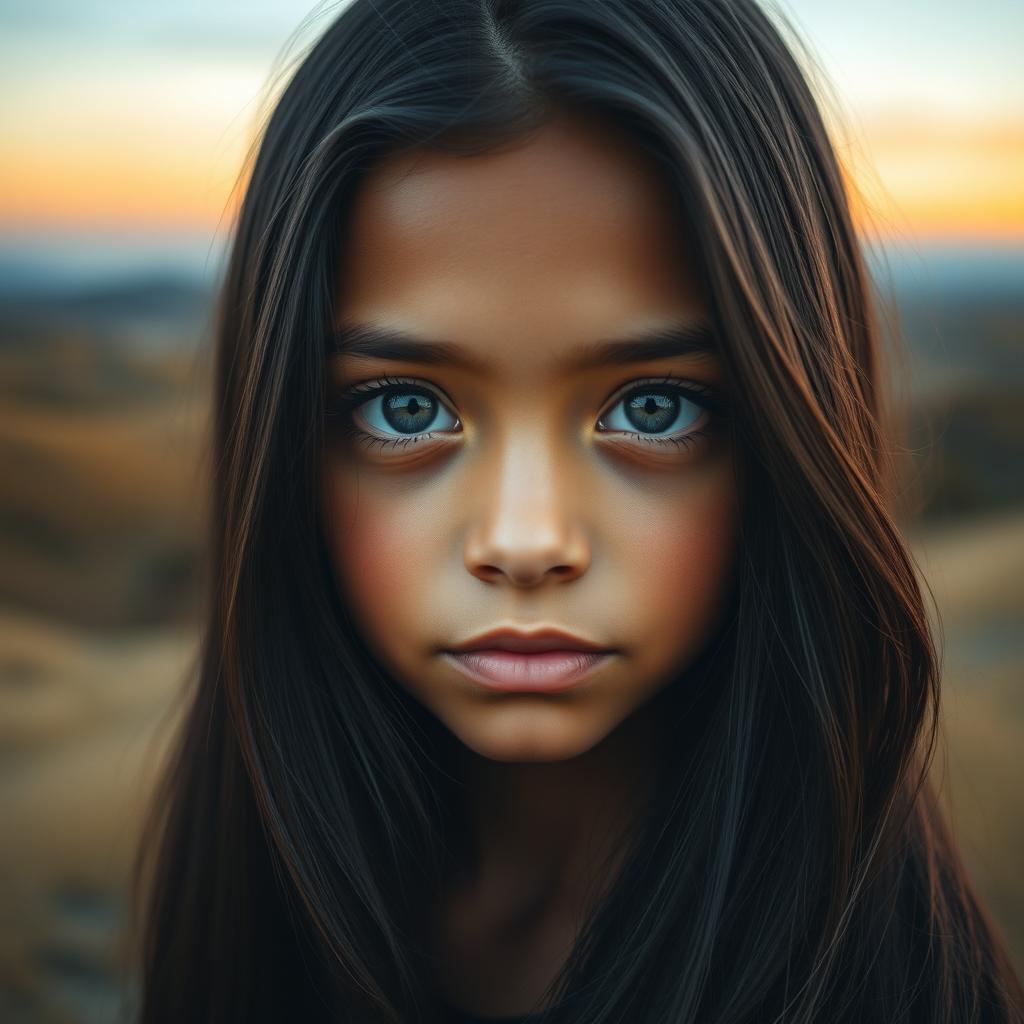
[0,239,1022,1022]
[2,0,1021,1018]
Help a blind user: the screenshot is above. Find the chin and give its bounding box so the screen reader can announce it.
[449,712,612,763]
[472,745,588,764]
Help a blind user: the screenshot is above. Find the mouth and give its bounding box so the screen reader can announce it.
[442,626,614,692]
[442,650,614,692]
[443,627,616,692]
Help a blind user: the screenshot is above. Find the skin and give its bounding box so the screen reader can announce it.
[319,110,739,1015]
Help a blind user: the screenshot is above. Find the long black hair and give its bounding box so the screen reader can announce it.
[129,1,1024,1020]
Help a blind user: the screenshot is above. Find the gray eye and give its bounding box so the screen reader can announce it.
[600,386,706,436]
[355,386,460,436]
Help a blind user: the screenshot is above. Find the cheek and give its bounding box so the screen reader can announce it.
[618,460,738,668]
[320,467,432,661]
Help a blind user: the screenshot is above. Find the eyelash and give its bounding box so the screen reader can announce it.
[325,374,721,453]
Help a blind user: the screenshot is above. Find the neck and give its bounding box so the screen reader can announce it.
[449,702,662,923]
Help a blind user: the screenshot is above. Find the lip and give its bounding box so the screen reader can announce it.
[448,627,613,654]
[443,627,616,693]
[442,650,614,692]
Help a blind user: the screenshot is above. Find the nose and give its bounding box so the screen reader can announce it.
[463,434,591,588]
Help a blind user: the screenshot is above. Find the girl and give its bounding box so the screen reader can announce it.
[130,1,1024,1021]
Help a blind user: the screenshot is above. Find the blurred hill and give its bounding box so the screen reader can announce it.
[0,275,213,351]
[896,289,1024,521]
[0,278,212,632]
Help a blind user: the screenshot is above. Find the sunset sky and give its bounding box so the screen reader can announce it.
[1,0,1021,255]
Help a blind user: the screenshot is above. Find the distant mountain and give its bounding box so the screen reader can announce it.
[864,240,1024,300]
[45,275,214,320]
[0,274,215,349]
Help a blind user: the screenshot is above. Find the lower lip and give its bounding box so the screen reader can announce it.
[443,649,613,692]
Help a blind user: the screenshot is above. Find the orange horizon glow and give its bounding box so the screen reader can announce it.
[840,113,1024,242]
[2,113,1021,243]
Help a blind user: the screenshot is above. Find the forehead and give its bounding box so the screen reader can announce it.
[335,113,707,372]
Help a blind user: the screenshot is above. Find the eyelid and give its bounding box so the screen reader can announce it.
[336,373,719,410]
[338,374,454,407]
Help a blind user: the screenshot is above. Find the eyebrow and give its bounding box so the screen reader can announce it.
[328,317,717,373]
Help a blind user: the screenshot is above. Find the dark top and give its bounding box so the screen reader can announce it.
[442,999,552,1023]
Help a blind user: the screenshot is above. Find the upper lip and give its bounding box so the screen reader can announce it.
[447,627,613,654]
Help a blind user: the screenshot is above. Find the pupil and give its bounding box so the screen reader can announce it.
[626,390,677,433]
[383,390,437,433]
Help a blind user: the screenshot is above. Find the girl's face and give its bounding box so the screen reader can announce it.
[321,113,739,763]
